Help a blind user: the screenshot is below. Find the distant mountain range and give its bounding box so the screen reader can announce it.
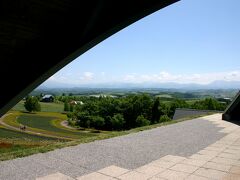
[39,80,240,90]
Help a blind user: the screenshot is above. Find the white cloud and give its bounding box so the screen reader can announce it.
[44,70,240,86]
[123,74,137,81]
[80,72,94,81]
[122,70,240,84]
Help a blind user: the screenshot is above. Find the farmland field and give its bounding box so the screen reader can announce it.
[12,100,64,112]
[2,111,99,140]
[155,94,173,98]
[16,114,98,138]
[0,126,58,140]
[0,126,63,160]
[0,111,110,160]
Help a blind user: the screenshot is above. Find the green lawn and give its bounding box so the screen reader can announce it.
[16,114,97,138]
[12,100,64,113]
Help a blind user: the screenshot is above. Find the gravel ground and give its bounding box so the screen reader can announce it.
[0,115,225,180]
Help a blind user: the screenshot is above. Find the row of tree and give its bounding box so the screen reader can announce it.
[66,94,228,131]
[67,94,186,130]
[191,98,227,111]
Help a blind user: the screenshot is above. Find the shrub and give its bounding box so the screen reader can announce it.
[76,111,91,128]
[110,114,125,130]
[159,115,171,122]
[67,119,76,126]
[67,112,74,119]
[90,116,105,129]
[136,115,150,126]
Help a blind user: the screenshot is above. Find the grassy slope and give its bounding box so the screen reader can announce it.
[12,101,64,112]
[3,111,98,139]
[0,126,58,140]
[0,126,65,160]
[17,114,97,138]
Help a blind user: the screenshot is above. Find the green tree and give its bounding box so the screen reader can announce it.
[123,94,152,128]
[110,114,125,130]
[64,101,70,111]
[76,111,91,128]
[151,97,160,123]
[66,112,74,120]
[70,104,74,112]
[191,98,226,111]
[159,115,171,122]
[24,96,41,112]
[90,116,105,129]
[136,115,150,126]
[67,112,76,126]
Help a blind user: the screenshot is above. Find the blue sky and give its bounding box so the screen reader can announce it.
[44,0,240,87]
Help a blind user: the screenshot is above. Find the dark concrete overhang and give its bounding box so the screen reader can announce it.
[0,0,179,117]
[222,91,240,121]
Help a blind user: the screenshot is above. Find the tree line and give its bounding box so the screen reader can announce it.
[67,94,170,130]
[23,94,228,131]
[66,94,228,131]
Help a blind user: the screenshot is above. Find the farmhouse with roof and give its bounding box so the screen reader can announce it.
[41,94,54,102]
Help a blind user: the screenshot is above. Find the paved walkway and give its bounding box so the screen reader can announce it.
[1,114,240,180]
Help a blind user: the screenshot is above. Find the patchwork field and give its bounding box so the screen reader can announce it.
[0,126,63,161]
[2,111,100,140]
[0,110,111,160]
[16,114,98,138]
